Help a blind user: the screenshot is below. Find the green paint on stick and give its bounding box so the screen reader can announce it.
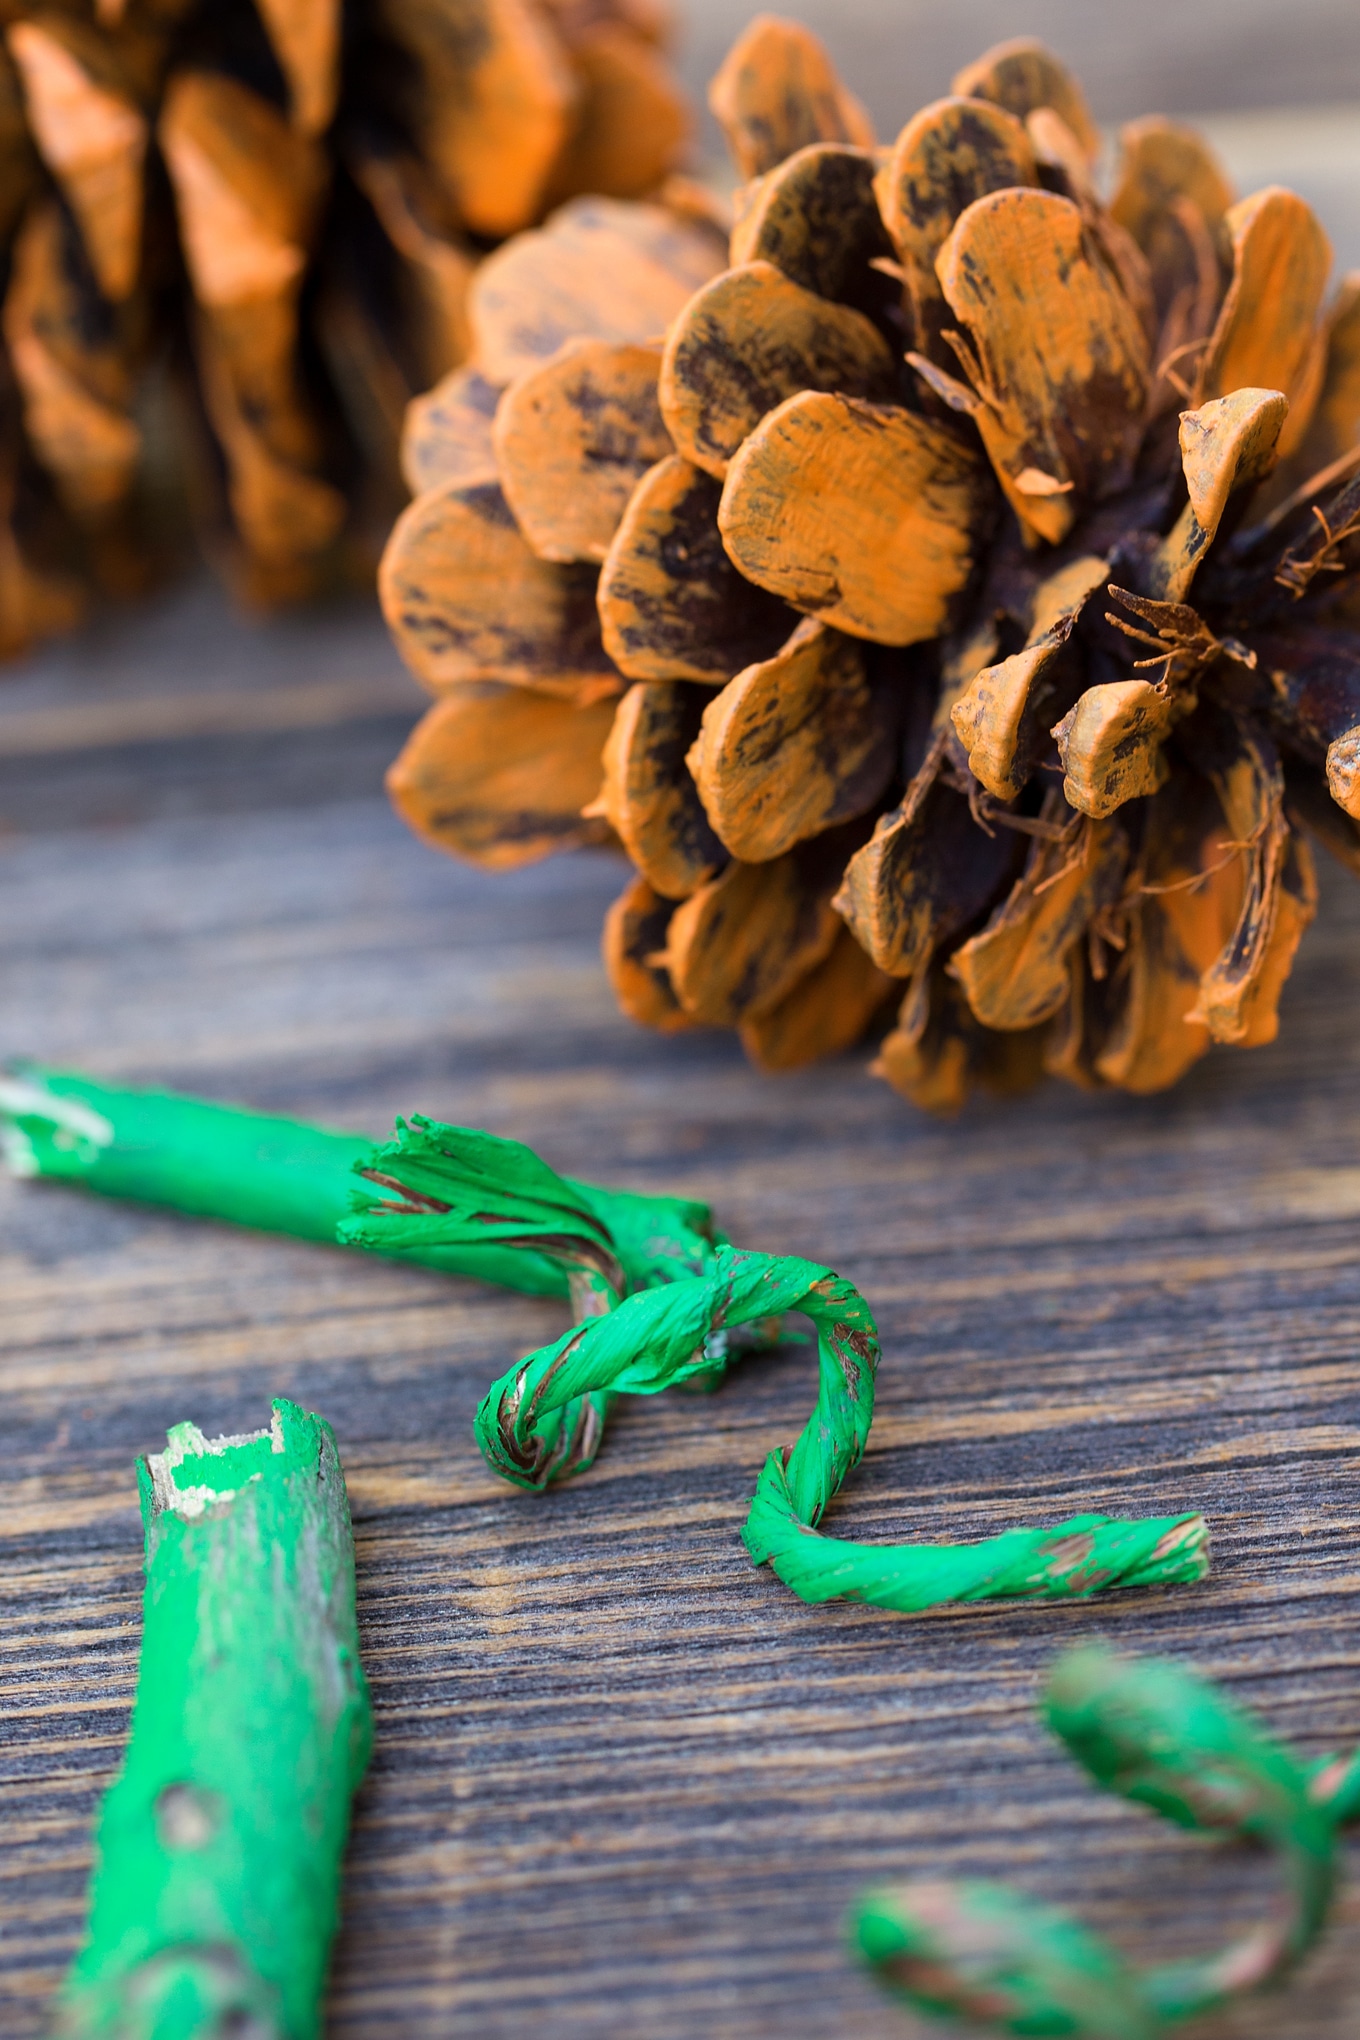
[0,1064,724,1303]
[56,1400,371,2040]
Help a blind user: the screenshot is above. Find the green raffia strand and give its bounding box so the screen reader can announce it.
[2,1067,1208,1614]
[853,1642,1357,2038]
[474,1246,1209,1611]
[343,1112,739,1483]
[0,1062,723,1304]
[56,1399,371,2040]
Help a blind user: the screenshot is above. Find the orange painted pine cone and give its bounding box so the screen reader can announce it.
[0,0,691,651]
[381,17,1360,1109]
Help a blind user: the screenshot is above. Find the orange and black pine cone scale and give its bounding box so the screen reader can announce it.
[0,0,690,646]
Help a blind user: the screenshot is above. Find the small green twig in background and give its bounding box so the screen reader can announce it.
[854,1642,1352,2037]
[56,1399,371,2040]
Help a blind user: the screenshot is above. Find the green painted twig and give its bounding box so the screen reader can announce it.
[0,1065,735,1491]
[475,1246,1208,1612]
[57,1399,371,2040]
[3,1067,1209,1615]
[0,1063,724,1304]
[854,1642,1353,2037]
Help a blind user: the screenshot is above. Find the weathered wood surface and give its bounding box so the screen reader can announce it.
[3,580,1360,2038]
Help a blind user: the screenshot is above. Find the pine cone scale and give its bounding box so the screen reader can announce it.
[598,450,793,682]
[718,392,990,643]
[494,336,668,563]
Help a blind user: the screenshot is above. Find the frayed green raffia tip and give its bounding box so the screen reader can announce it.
[2,1064,1208,1613]
[340,1109,725,1309]
[853,1641,1354,2037]
[56,1399,371,2040]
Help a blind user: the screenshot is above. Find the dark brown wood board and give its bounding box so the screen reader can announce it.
[2,579,1360,2038]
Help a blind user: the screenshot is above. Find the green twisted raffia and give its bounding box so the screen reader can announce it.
[3,1065,1208,1614]
[474,1246,1208,1612]
[854,1642,1354,2037]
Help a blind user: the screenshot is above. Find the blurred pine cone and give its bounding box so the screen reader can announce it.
[0,0,690,650]
[381,15,1360,1108]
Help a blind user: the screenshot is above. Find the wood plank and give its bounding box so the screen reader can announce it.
[2,582,1360,2036]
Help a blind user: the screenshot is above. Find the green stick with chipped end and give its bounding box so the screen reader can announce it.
[0,1063,736,1492]
[0,1062,724,1304]
[56,1399,372,2040]
[853,1642,1354,2037]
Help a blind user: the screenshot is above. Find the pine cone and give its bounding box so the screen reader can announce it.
[381,17,1360,1108]
[0,0,690,649]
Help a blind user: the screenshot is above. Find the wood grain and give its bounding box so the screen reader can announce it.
[2,580,1360,2038]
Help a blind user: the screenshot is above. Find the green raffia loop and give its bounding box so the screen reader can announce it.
[853,1642,1351,2038]
[475,1248,828,1492]
[338,1113,738,1480]
[57,1400,371,2040]
[475,1247,1209,1613]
